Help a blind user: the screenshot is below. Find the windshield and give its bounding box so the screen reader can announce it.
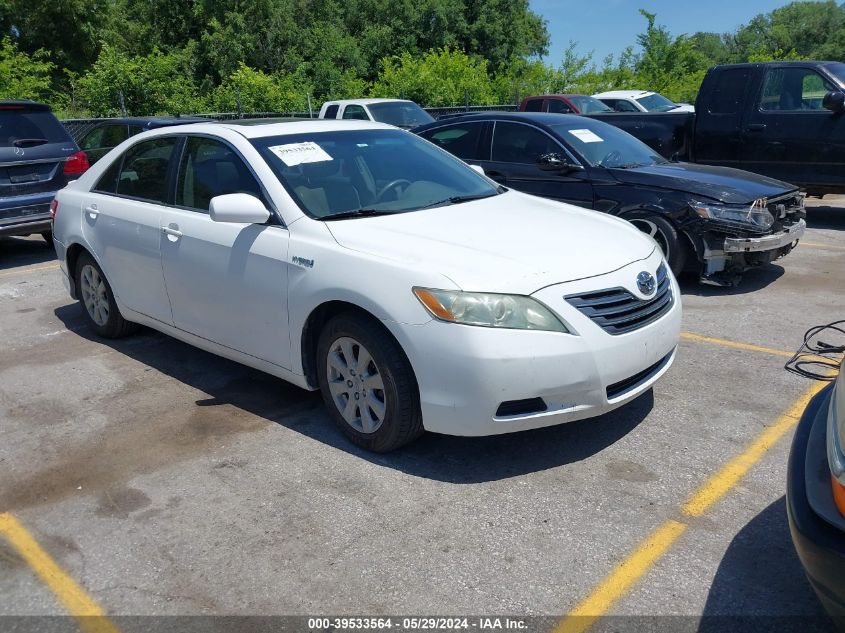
[252,129,500,219]
[550,120,667,169]
[568,96,612,113]
[0,108,71,147]
[824,62,845,87]
[635,93,678,112]
[366,102,435,128]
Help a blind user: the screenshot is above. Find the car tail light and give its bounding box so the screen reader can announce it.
[63,151,90,176]
[49,199,59,221]
[834,476,845,518]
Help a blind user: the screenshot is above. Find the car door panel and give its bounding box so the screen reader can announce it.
[81,137,177,324]
[159,135,292,369]
[159,210,291,368]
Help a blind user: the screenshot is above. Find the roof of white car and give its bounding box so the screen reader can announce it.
[137,119,398,140]
[322,98,410,106]
[592,90,654,100]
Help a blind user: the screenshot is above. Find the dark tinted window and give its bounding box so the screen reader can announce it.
[324,105,339,119]
[547,99,572,113]
[367,102,434,127]
[115,137,178,203]
[523,98,544,112]
[708,69,749,114]
[0,109,71,147]
[80,124,129,151]
[176,137,264,212]
[93,156,124,194]
[342,105,368,120]
[423,123,485,160]
[612,99,639,112]
[568,96,612,113]
[491,122,561,164]
[760,68,835,111]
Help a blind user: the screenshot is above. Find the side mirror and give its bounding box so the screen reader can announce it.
[209,193,271,224]
[822,90,845,113]
[538,153,580,172]
[469,163,486,176]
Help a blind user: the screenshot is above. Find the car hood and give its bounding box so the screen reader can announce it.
[609,162,796,204]
[325,191,655,294]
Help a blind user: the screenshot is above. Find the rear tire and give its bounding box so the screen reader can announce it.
[626,213,687,276]
[75,252,138,338]
[316,312,423,452]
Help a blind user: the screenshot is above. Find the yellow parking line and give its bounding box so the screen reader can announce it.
[554,379,828,633]
[0,262,59,278]
[553,520,687,633]
[682,381,825,516]
[801,241,845,251]
[681,331,795,358]
[0,512,119,633]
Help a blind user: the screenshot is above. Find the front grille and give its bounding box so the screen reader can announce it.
[565,263,673,335]
[606,351,673,400]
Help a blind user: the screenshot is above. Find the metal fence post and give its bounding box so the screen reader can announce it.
[307,93,313,118]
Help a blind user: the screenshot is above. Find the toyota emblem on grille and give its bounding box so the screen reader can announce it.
[636,271,656,295]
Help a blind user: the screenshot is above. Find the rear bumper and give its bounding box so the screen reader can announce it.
[0,193,55,237]
[786,384,845,623]
[723,219,806,253]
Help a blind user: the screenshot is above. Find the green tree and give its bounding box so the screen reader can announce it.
[77,44,204,116]
[209,63,311,112]
[0,36,53,100]
[372,48,495,106]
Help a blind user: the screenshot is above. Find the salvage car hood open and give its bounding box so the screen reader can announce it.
[610,162,796,204]
[325,191,655,294]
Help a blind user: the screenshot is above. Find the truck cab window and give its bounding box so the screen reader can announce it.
[760,68,835,111]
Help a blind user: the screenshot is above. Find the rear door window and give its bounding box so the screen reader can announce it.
[323,104,339,119]
[114,137,178,203]
[80,125,129,151]
[422,123,486,161]
[708,68,750,114]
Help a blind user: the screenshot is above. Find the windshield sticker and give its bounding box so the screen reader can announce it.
[568,129,604,143]
[269,142,333,166]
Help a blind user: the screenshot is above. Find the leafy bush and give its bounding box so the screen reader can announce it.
[0,37,54,101]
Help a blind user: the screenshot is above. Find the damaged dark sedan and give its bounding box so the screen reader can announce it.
[414,112,806,285]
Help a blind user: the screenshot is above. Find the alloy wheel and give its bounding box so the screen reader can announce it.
[326,336,387,433]
[80,264,109,326]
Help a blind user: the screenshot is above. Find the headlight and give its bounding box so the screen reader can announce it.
[690,200,774,230]
[413,287,569,333]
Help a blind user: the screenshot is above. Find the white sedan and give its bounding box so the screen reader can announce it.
[51,120,681,451]
[593,90,695,113]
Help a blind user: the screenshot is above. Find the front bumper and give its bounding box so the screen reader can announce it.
[723,218,806,253]
[787,384,845,623]
[385,250,682,436]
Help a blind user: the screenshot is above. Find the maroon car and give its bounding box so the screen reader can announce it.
[519,94,612,115]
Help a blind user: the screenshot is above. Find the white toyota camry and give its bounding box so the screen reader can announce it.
[51,120,681,451]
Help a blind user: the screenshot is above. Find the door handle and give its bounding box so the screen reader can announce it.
[84,204,98,218]
[746,124,767,132]
[161,224,182,239]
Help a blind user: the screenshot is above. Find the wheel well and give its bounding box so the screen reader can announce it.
[301,301,385,389]
[64,243,92,297]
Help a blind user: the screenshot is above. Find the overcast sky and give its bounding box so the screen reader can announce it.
[529,0,798,65]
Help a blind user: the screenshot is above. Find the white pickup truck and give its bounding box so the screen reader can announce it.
[318,99,435,129]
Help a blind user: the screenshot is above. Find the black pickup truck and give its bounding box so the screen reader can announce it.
[588,61,845,196]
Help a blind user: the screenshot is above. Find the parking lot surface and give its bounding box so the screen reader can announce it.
[1,199,843,630]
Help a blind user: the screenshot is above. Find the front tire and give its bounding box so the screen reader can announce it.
[626,213,687,276]
[316,312,423,452]
[75,253,137,338]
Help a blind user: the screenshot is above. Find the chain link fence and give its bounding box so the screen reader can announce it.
[60,105,518,143]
